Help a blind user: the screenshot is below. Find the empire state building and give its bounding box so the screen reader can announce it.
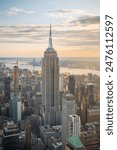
[42,25,61,126]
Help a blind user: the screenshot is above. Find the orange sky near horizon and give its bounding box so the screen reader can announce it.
[0,43,99,58]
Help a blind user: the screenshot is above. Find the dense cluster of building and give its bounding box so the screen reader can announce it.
[0,25,100,150]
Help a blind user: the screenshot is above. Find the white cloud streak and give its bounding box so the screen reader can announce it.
[0,7,35,16]
[7,7,35,16]
[46,9,83,19]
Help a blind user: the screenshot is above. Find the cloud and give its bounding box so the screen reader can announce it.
[7,7,35,16]
[46,10,99,33]
[48,9,81,15]
[0,25,48,43]
[0,12,99,52]
[54,29,99,47]
[70,16,100,26]
[47,9,82,18]
[8,7,35,16]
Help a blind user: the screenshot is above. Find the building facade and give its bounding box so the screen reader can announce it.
[62,94,76,149]
[11,62,21,124]
[87,83,95,106]
[68,75,75,95]
[42,25,61,126]
[68,114,81,138]
[4,76,11,103]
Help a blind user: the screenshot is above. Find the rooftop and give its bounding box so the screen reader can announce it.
[3,121,19,135]
[68,135,85,148]
[63,93,75,101]
[69,114,79,118]
[40,125,62,136]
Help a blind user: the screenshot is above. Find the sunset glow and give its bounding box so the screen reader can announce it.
[0,0,100,58]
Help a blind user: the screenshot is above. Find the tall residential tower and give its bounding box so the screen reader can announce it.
[42,25,61,126]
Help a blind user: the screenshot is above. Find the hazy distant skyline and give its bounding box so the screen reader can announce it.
[0,0,99,57]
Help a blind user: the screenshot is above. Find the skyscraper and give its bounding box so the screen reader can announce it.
[11,60,21,123]
[79,83,85,102]
[25,123,31,150]
[62,94,76,149]
[81,96,87,126]
[13,63,19,96]
[68,75,75,95]
[42,25,60,126]
[68,114,81,138]
[4,76,11,103]
[87,83,95,106]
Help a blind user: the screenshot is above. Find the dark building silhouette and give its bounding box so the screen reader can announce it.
[24,123,31,150]
[87,83,95,106]
[81,96,87,126]
[4,76,11,103]
[68,75,75,95]
[79,84,85,102]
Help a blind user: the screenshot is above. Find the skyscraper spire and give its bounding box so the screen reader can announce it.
[50,23,52,36]
[48,24,53,48]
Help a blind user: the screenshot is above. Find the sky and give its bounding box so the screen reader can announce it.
[0,0,100,58]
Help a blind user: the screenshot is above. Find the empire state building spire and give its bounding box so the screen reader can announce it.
[47,24,55,52]
[48,24,52,48]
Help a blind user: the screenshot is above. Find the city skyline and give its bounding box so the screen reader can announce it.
[0,0,99,58]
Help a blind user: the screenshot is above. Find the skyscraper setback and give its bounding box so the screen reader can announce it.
[42,25,61,126]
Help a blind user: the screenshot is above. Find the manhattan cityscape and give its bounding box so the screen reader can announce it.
[0,26,100,150]
[0,0,100,150]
